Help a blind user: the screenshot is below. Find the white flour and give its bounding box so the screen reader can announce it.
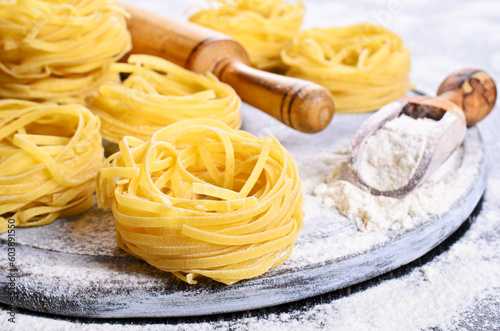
[312,136,475,231]
[360,114,437,191]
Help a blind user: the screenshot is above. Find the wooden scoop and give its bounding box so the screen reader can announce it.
[349,68,497,198]
[119,3,335,134]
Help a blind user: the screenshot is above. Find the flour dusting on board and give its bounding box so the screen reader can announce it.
[5,197,500,331]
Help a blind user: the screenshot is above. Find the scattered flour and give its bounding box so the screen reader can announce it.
[360,114,437,191]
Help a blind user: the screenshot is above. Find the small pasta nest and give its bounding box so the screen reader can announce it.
[282,23,411,113]
[0,99,103,233]
[88,55,242,143]
[98,119,304,285]
[189,0,304,70]
[0,0,131,103]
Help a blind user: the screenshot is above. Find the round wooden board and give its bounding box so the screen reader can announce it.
[0,107,486,318]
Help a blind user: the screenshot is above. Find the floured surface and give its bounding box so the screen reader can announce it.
[0,110,485,318]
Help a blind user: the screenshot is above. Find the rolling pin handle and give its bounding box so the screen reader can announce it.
[213,58,335,133]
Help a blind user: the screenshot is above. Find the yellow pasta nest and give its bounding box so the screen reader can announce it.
[98,119,304,285]
[0,100,103,233]
[281,23,411,113]
[89,54,242,143]
[189,0,304,70]
[0,0,131,103]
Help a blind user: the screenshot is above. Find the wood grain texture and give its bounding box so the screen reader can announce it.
[0,113,485,318]
[121,3,248,73]
[213,59,334,133]
[121,3,335,133]
[437,68,497,126]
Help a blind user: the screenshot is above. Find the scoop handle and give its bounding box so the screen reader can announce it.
[437,68,497,126]
[120,3,335,133]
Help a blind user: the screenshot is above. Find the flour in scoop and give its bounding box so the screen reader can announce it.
[360,114,438,191]
[310,130,477,231]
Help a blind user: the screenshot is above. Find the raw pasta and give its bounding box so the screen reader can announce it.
[89,54,242,143]
[282,23,411,112]
[98,119,304,285]
[189,0,304,70]
[0,0,131,103]
[0,99,103,233]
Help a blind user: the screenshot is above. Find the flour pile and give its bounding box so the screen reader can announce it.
[360,114,437,191]
[311,133,477,231]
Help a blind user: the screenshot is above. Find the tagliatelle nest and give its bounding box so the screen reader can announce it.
[0,0,131,103]
[0,99,103,233]
[282,23,411,112]
[190,0,304,70]
[88,55,241,143]
[98,119,304,285]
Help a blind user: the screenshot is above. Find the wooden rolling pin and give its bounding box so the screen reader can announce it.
[120,3,335,134]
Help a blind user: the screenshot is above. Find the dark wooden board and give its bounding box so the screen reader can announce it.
[0,109,486,318]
